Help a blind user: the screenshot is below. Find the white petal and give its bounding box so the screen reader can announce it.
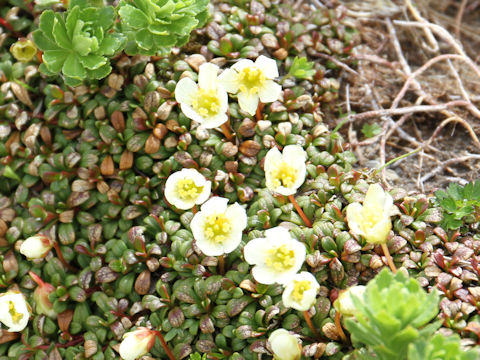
[180,103,206,124]
[202,112,228,129]
[195,180,212,205]
[292,241,306,271]
[346,203,365,237]
[164,171,196,210]
[258,80,282,103]
[264,147,283,172]
[196,238,224,256]
[231,59,254,72]
[269,329,301,360]
[283,145,307,162]
[175,78,198,105]
[221,232,243,255]
[218,68,240,94]
[190,212,207,242]
[198,63,220,91]
[363,184,387,212]
[226,203,247,233]
[265,226,291,241]
[290,165,307,192]
[200,196,229,214]
[237,91,259,116]
[251,265,278,285]
[243,238,268,265]
[255,55,279,79]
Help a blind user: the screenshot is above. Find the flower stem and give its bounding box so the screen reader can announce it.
[218,255,225,275]
[303,311,321,339]
[334,311,348,343]
[192,205,198,214]
[256,102,264,121]
[381,243,397,273]
[154,331,175,360]
[220,122,234,142]
[288,195,312,227]
[53,242,77,272]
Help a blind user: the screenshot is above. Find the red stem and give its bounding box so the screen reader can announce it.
[153,331,175,360]
[288,195,312,227]
[256,102,264,121]
[53,242,77,272]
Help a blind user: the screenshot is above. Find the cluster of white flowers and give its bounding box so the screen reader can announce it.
[175,55,282,128]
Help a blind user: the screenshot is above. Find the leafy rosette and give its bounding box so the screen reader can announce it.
[32,5,124,86]
[118,0,209,56]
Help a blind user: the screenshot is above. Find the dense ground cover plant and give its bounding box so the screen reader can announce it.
[1,0,480,359]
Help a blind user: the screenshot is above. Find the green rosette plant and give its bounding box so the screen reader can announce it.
[408,333,479,360]
[344,268,440,360]
[118,0,209,56]
[32,4,125,86]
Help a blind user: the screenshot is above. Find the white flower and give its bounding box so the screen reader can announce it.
[175,63,229,129]
[19,234,53,259]
[244,226,306,285]
[164,168,211,210]
[191,197,247,256]
[334,285,366,317]
[0,291,30,332]
[264,145,307,196]
[282,272,320,311]
[346,184,393,244]
[219,55,282,115]
[268,329,302,360]
[119,327,156,360]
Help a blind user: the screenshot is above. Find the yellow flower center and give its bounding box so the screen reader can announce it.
[204,213,231,243]
[176,178,203,201]
[362,207,383,230]
[271,162,297,188]
[8,301,24,323]
[265,245,295,271]
[191,88,221,117]
[291,280,311,302]
[237,67,266,94]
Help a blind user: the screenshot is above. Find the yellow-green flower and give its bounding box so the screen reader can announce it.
[219,55,282,115]
[164,168,211,210]
[268,329,302,360]
[334,285,366,317]
[191,197,247,256]
[244,226,306,285]
[282,271,320,311]
[346,184,393,244]
[10,39,37,62]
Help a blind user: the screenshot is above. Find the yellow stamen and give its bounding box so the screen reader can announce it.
[191,88,221,117]
[265,245,295,271]
[271,162,297,188]
[362,207,383,230]
[237,67,266,94]
[176,178,203,201]
[291,280,311,302]
[8,301,23,323]
[204,213,232,244]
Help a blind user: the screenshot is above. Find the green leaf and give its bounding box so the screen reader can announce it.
[33,30,59,51]
[361,123,382,138]
[99,35,124,56]
[155,0,175,16]
[62,53,86,79]
[135,29,154,50]
[439,197,456,213]
[66,6,80,39]
[87,63,111,80]
[43,50,70,73]
[119,5,150,28]
[288,56,316,79]
[446,183,463,201]
[38,10,56,40]
[52,15,72,49]
[78,55,106,70]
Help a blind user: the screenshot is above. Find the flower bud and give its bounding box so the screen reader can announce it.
[334,285,366,317]
[119,327,156,360]
[29,271,56,318]
[268,328,301,360]
[19,234,53,259]
[10,39,37,62]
